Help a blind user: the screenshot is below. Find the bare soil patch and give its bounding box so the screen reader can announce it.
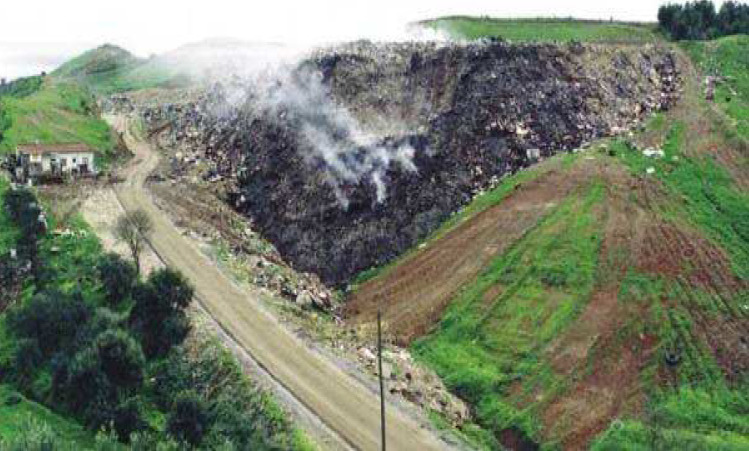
[345,158,601,345]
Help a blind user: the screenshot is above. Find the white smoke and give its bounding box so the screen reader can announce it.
[201,63,413,209]
[158,38,423,208]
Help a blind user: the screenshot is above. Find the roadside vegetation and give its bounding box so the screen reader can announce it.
[0,184,313,449]
[420,17,659,43]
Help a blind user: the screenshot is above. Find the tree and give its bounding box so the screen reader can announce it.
[166,391,212,447]
[111,397,147,442]
[93,329,145,392]
[97,252,137,305]
[3,187,46,275]
[6,290,92,358]
[54,328,145,428]
[130,268,193,358]
[658,1,749,40]
[114,210,153,276]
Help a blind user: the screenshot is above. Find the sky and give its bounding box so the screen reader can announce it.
[0,0,703,80]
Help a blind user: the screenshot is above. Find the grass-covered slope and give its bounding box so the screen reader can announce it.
[53,44,182,94]
[0,384,97,448]
[420,16,660,43]
[0,78,115,157]
[350,38,749,449]
[683,35,749,140]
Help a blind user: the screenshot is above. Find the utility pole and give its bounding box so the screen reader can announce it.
[378,309,386,451]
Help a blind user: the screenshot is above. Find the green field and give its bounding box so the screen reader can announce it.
[0,79,115,157]
[421,17,660,43]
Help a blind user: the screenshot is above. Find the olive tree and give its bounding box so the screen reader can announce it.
[114,210,153,276]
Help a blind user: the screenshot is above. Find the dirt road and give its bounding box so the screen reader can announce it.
[108,116,448,451]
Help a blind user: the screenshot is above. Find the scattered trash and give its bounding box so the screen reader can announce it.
[643,147,665,158]
[646,167,656,174]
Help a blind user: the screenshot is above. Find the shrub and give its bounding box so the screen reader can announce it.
[110,396,147,442]
[92,329,145,392]
[96,253,137,306]
[165,391,212,447]
[6,290,92,358]
[130,268,193,358]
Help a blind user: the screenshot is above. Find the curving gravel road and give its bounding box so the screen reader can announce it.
[108,115,448,451]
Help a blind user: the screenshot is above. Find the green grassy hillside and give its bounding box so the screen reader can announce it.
[0,384,98,448]
[0,79,115,157]
[683,35,749,139]
[420,17,660,43]
[53,44,183,94]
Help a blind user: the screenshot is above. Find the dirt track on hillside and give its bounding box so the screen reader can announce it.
[108,115,449,451]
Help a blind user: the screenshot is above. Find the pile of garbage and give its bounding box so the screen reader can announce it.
[123,40,681,286]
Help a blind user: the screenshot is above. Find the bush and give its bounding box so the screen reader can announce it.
[110,397,147,442]
[10,338,43,384]
[92,329,145,392]
[6,290,92,358]
[96,253,137,306]
[53,327,145,429]
[165,391,212,447]
[130,268,193,358]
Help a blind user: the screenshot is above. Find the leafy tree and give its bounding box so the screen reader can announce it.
[130,268,193,358]
[10,338,43,384]
[114,210,153,276]
[93,329,145,392]
[111,396,148,442]
[659,1,749,40]
[3,187,46,274]
[6,290,92,358]
[166,391,212,447]
[97,252,137,306]
[53,328,145,429]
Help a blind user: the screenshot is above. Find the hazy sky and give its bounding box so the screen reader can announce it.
[0,0,699,79]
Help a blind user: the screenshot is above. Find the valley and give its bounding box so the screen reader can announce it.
[1,7,748,451]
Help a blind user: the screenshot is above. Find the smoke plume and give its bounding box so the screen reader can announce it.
[258,68,417,208]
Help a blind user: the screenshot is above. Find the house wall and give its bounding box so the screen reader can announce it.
[45,152,96,173]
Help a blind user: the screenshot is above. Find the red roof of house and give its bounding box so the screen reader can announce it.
[17,143,93,155]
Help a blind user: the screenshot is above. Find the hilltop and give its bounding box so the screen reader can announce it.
[53,44,183,94]
[420,16,660,43]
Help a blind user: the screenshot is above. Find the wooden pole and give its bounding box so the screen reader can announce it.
[378,309,386,451]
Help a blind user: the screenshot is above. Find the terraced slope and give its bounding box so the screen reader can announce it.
[348,46,749,450]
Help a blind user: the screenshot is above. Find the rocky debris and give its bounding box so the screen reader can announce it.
[355,345,470,426]
[116,40,681,287]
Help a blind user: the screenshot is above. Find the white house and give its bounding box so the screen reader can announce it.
[15,143,96,179]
